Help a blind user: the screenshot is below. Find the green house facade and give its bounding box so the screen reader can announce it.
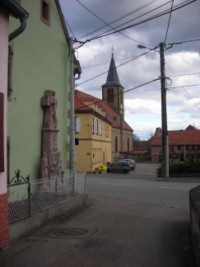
[8,0,71,182]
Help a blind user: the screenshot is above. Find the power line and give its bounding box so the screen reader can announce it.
[74,0,196,48]
[50,0,77,41]
[76,0,160,45]
[94,0,172,39]
[75,0,142,44]
[77,47,158,86]
[166,61,200,112]
[168,37,200,48]
[96,0,196,40]
[169,72,200,77]
[75,0,171,46]
[76,37,199,93]
[76,78,160,111]
[168,84,200,89]
[164,0,174,43]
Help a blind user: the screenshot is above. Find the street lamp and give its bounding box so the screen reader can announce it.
[138,43,169,178]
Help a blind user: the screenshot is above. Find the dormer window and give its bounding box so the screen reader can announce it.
[41,0,50,25]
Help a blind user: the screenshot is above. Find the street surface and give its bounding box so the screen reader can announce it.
[0,163,199,266]
[86,163,198,210]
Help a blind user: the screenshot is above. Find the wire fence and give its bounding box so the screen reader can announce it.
[8,173,86,224]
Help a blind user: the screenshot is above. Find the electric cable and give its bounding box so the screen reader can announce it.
[168,37,200,48]
[168,84,200,89]
[94,0,172,38]
[166,61,200,112]
[77,47,158,86]
[52,0,76,39]
[75,78,160,111]
[74,0,196,48]
[76,0,160,45]
[169,72,200,77]
[164,0,174,43]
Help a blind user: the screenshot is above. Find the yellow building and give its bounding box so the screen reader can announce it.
[75,90,112,172]
[75,53,134,172]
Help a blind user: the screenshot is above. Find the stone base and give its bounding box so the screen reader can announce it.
[0,193,9,248]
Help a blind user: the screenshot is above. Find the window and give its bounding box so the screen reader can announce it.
[115,136,118,152]
[75,117,81,133]
[91,117,94,133]
[127,138,130,151]
[107,88,114,103]
[105,125,109,137]
[96,120,99,135]
[94,118,97,134]
[98,121,102,135]
[41,0,50,25]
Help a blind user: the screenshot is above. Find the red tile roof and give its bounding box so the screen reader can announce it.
[151,128,200,146]
[75,89,133,131]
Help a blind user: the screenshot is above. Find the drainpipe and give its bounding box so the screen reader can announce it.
[0,0,29,41]
[69,38,81,192]
[69,37,76,192]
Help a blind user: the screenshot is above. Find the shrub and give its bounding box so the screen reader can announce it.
[157,161,200,177]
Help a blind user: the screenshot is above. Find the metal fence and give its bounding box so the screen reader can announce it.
[8,173,86,224]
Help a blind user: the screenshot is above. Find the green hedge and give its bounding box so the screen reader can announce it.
[157,161,200,177]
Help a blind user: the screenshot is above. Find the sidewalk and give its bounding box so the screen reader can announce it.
[0,196,194,267]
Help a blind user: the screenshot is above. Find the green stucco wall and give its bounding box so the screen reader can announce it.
[8,0,71,181]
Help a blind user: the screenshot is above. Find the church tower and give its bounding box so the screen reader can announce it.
[102,52,124,116]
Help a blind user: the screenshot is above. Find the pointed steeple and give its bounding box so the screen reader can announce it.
[103,52,122,87]
[102,50,124,115]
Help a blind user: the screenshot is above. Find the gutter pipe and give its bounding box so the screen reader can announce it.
[0,0,29,41]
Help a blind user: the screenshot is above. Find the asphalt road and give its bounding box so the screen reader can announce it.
[0,163,198,267]
[86,163,199,210]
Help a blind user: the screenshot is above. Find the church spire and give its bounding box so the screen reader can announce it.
[104,51,122,87]
[102,50,124,115]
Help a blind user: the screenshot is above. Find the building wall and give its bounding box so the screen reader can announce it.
[0,9,9,248]
[8,0,70,181]
[75,113,112,172]
[151,146,162,162]
[112,127,133,161]
[152,145,200,163]
[122,129,133,153]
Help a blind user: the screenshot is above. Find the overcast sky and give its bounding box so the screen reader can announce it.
[60,0,200,140]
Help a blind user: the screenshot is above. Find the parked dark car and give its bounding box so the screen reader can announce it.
[119,159,136,170]
[107,161,131,173]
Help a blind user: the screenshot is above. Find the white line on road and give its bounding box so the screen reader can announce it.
[93,182,190,191]
[98,182,132,186]
[158,186,188,190]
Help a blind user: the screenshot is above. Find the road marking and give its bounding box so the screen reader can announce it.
[158,186,188,190]
[96,183,190,191]
[98,182,133,186]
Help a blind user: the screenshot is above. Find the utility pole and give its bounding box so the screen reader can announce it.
[159,42,169,178]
